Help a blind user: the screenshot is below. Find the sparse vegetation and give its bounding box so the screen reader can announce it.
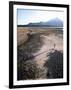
[17,27,63,80]
[44,50,63,78]
[17,60,47,80]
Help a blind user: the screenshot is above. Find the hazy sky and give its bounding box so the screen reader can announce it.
[17,9,64,25]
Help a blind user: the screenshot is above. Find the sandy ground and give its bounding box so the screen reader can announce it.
[17,29,63,67]
[17,28,63,79]
[17,29,30,46]
[33,34,63,68]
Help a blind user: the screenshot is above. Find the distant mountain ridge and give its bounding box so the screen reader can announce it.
[18,18,63,27]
